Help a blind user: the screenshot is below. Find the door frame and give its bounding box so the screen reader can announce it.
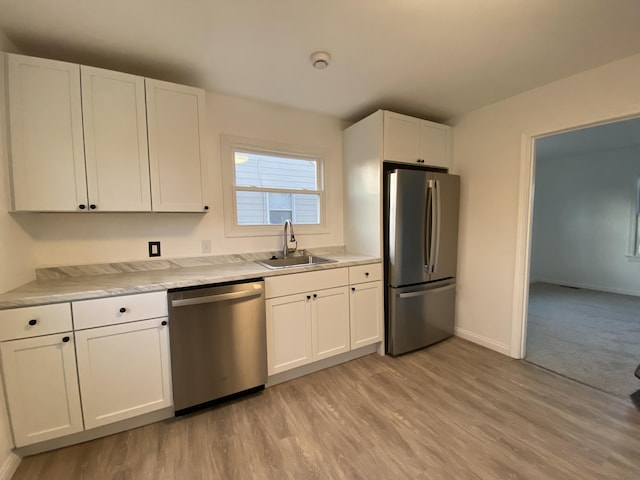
[510,107,640,359]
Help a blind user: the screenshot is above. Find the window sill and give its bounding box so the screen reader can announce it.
[625,255,640,263]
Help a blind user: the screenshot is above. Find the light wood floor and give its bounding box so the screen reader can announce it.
[12,338,640,479]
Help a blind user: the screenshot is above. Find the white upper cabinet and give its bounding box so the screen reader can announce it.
[81,66,151,211]
[7,54,87,211]
[383,111,451,169]
[4,53,209,213]
[146,78,208,212]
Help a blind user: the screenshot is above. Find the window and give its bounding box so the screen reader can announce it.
[221,136,326,236]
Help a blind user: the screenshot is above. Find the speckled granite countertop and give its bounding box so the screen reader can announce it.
[0,252,381,309]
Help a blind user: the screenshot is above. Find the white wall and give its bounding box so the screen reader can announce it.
[0,26,25,480]
[13,92,345,267]
[530,146,640,295]
[452,52,640,355]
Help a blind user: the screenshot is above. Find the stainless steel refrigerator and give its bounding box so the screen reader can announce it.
[385,167,460,356]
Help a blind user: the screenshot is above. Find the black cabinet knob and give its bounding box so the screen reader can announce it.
[313,293,318,299]
[161,320,167,326]
[89,204,97,210]
[119,307,126,313]
[203,205,209,211]
[365,272,369,277]
[79,204,86,210]
[28,319,37,326]
[306,295,311,300]
[62,336,70,343]
[351,287,356,292]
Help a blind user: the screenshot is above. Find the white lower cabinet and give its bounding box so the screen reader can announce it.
[0,291,171,448]
[265,264,382,376]
[350,281,384,349]
[312,287,350,361]
[0,333,83,447]
[74,318,172,429]
[266,285,351,375]
[266,293,313,375]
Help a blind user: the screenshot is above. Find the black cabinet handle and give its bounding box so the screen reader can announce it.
[62,336,70,343]
[161,320,167,326]
[313,293,317,298]
[119,307,126,313]
[89,204,97,210]
[365,272,369,277]
[351,287,356,292]
[28,319,37,326]
[203,205,209,211]
[306,295,311,300]
[79,204,86,210]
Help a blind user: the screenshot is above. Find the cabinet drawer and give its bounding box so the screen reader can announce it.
[265,268,349,299]
[72,291,167,330]
[0,303,72,341]
[349,263,382,284]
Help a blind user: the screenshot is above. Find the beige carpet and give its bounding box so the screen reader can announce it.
[525,282,640,397]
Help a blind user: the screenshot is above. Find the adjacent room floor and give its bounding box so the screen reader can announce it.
[12,337,640,480]
[526,282,640,397]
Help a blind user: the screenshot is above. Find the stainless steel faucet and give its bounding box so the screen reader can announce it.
[283,220,297,258]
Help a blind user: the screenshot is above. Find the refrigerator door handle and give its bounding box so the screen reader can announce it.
[432,179,442,274]
[424,180,433,273]
[427,179,438,274]
[398,283,456,299]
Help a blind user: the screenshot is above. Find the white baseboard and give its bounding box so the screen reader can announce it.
[455,328,511,356]
[0,452,20,480]
[537,278,640,297]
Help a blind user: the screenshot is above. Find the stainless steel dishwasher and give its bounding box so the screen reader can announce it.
[168,279,266,415]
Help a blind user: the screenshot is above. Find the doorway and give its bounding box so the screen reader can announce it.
[524,117,640,396]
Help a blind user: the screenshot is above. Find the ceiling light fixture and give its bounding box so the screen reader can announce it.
[310,51,331,70]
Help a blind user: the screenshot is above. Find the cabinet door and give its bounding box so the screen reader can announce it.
[146,78,208,212]
[0,333,83,447]
[81,66,151,211]
[7,54,87,211]
[266,293,312,375]
[382,111,420,165]
[312,286,350,361]
[350,281,384,349]
[74,318,172,429]
[419,120,451,169]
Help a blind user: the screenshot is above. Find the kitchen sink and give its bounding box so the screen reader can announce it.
[256,255,337,270]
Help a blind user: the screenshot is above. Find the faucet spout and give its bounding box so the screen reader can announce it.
[283,220,297,258]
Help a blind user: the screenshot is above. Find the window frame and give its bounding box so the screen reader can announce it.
[221,135,328,237]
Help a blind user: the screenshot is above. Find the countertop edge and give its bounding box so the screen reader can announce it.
[0,256,382,309]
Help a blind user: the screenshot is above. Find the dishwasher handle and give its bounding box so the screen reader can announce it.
[171,285,263,308]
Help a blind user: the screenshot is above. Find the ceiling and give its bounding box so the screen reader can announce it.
[2,0,640,123]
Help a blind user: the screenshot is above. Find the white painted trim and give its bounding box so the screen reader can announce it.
[0,453,20,480]
[510,133,536,359]
[511,104,640,361]
[454,329,510,356]
[535,279,640,298]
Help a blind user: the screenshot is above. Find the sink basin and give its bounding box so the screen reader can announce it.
[256,255,337,270]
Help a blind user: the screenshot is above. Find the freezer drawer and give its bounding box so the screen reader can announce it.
[387,280,455,356]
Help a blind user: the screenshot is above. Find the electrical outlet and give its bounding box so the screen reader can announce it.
[201,239,212,254]
[149,241,161,257]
